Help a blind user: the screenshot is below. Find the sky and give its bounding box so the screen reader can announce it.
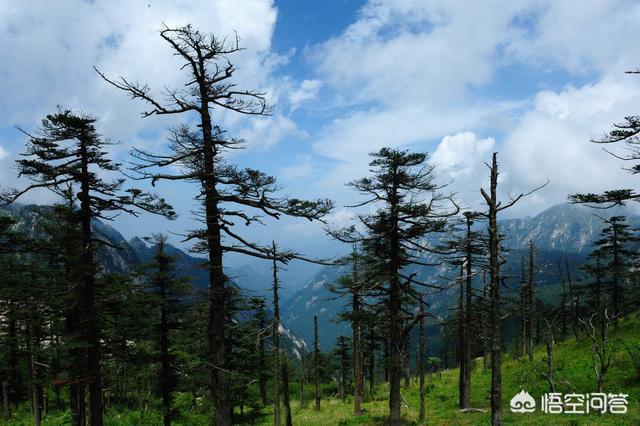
[1,0,640,277]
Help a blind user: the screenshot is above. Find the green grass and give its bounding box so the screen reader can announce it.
[248,314,640,425]
[3,314,640,425]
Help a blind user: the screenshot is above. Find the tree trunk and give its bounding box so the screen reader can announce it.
[259,312,268,407]
[282,360,292,426]
[486,153,503,426]
[545,321,556,393]
[418,297,426,421]
[368,328,375,401]
[458,265,468,409]
[2,381,9,420]
[520,257,527,358]
[28,314,42,426]
[403,333,410,389]
[300,357,305,408]
[463,216,473,408]
[314,315,321,411]
[159,250,171,426]
[79,139,103,426]
[527,242,535,362]
[388,277,402,425]
[198,79,233,426]
[272,248,281,426]
[352,253,363,415]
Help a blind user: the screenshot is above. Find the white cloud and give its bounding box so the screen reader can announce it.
[0,145,9,160]
[279,155,314,180]
[307,0,640,216]
[0,0,281,153]
[432,132,495,177]
[237,114,300,151]
[289,79,322,111]
[500,72,640,216]
[309,0,528,107]
[506,0,640,74]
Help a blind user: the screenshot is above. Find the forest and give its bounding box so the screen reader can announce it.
[1,12,640,426]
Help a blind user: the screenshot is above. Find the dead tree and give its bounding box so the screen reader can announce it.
[580,310,618,394]
[526,241,535,361]
[480,152,547,426]
[97,25,332,425]
[541,311,560,393]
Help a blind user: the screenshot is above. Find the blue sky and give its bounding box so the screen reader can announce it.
[1,0,640,278]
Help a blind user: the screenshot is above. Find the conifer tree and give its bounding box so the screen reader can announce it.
[144,234,189,426]
[332,148,458,424]
[326,244,365,415]
[271,241,282,426]
[334,336,351,403]
[1,110,174,425]
[97,26,332,424]
[592,216,638,318]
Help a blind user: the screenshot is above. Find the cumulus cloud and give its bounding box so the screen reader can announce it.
[0,0,283,154]
[308,0,528,107]
[237,114,301,151]
[505,0,640,74]
[307,0,640,216]
[432,132,495,177]
[289,79,323,111]
[500,73,640,216]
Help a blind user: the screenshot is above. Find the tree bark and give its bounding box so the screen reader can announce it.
[282,360,292,426]
[272,248,281,426]
[158,243,171,426]
[418,297,426,421]
[458,264,468,409]
[463,216,473,408]
[527,242,535,361]
[486,153,503,426]
[79,138,103,426]
[352,248,363,415]
[314,315,321,411]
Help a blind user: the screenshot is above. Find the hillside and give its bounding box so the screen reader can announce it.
[9,309,638,425]
[243,313,640,425]
[281,203,640,350]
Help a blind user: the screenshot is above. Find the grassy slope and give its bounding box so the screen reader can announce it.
[3,315,639,425]
[250,314,640,426]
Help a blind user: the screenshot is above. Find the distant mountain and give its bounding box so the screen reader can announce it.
[6,202,639,352]
[280,203,640,349]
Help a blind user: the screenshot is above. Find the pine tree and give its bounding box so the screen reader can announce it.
[334,336,351,403]
[144,234,189,426]
[272,241,282,426]
[592,216,638,318]
[326,244,365,415]
[331,148,458,425]
[0,110,174,425]
[97,26,332,424]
